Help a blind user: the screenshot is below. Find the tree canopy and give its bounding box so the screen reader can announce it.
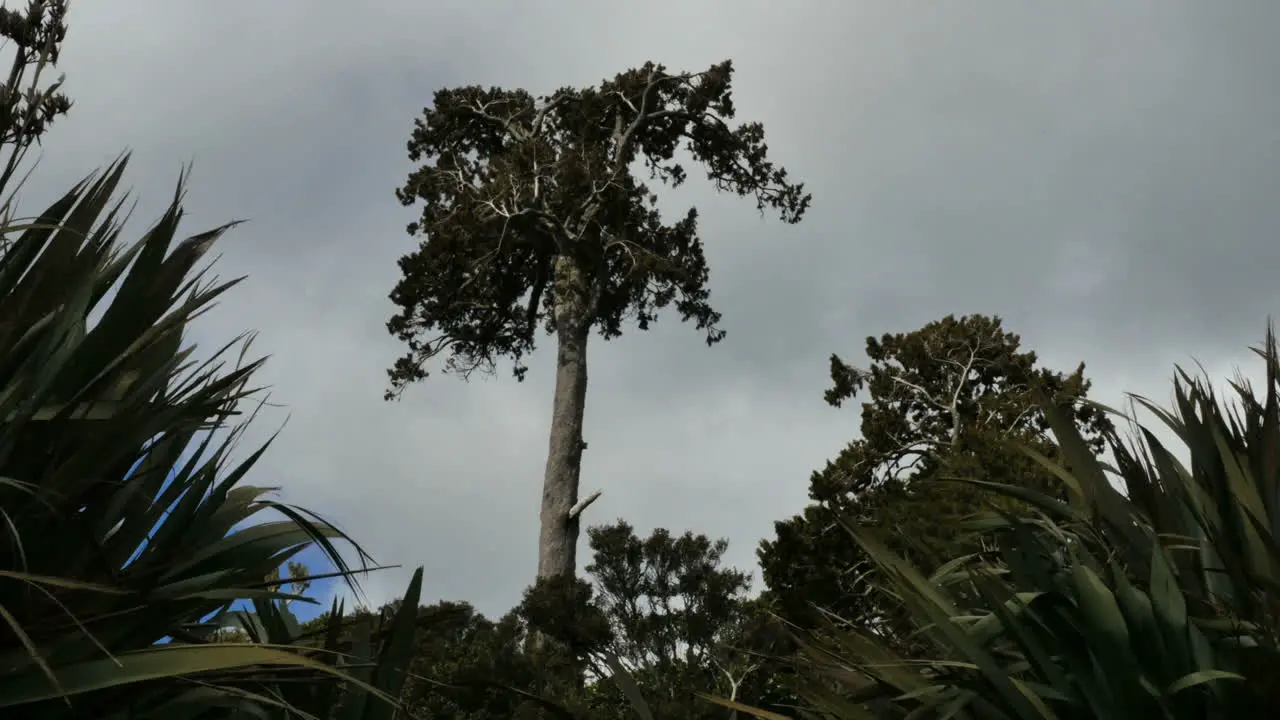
[759,314,1115,649]
[581,520,783,717]
[385,59,811,393]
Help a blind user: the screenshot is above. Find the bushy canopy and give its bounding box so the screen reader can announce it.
[386,60,810,392]
[760,314,1114,649]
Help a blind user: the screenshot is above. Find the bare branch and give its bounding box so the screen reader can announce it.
[945,345,981,449]
[574,67,720,237]
[888,375,946,409]
[568,489,602,520]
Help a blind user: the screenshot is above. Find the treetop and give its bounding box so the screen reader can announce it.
[386,59,811,397]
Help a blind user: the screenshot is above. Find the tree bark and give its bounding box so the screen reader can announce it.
[537,256,591,580]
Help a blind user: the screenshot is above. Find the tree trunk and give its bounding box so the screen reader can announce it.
[537,256,591,581]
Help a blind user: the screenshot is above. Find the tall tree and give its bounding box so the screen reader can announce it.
[758,314,1114,651]
[385,60,810,581]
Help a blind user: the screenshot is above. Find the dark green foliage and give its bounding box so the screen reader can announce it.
[587,521,751,670]
[521,574,613,653]
[385,59,810,390]
[333,521,793,719]
[394,602,565,719]
[759,314,1114,652]
[762,324,1280,718]
[301,593,592,719]
[581,521,785,718]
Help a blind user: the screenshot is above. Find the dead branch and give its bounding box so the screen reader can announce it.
[568,489,602,520]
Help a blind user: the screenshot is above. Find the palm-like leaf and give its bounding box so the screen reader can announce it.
[205,566,427,720]
[0,155,401,718]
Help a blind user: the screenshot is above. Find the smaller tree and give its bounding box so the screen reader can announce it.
[760,314,1114,651]
[354,521,792,719]
[576,520,787,718]
[398,601,575,719]
[298,598,579,719]
[763,328,1280,717]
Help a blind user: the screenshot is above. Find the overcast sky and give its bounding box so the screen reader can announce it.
[27,1,1280,617]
